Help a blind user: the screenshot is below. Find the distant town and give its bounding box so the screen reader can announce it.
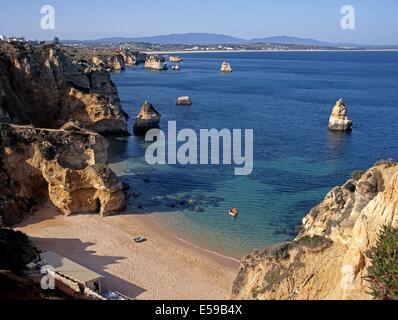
[2,34,398,53]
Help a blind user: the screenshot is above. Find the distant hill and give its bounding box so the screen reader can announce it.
[93,33,246,45]
[249,36,333,46]
[64,33,396,48]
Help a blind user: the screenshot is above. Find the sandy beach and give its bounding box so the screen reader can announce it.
[15,207,239,300]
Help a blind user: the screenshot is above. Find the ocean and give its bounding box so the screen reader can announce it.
[108,51,398,258]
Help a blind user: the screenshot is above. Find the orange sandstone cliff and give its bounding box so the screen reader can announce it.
[232,161,398,300]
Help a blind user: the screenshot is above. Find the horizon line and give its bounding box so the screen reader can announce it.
[3,32,397,47]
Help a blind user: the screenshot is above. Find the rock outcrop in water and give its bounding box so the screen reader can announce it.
[169,56,183,63]
[0,42,128,135]
[176,96,192,106]
[133,101,161,136]
[0,123,125,225]
[328,99,353,132]
[119,48,147,66]
[220,61,233,73]
[232,160,398,300]
[105,53,125,71]
[145,55,167,71]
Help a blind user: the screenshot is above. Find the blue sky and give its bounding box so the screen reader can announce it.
[0,0,397,44]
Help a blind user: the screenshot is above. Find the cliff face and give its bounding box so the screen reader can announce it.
[0,123,125,225]
[88,48,146,70]
[0,42,128,135]
[232,161,398,300]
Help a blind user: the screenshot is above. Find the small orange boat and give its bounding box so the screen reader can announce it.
[229,208,239,217]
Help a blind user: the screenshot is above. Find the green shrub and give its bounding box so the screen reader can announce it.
[367,225,398,300]
[352,170,365,181]
[298,235,333,250]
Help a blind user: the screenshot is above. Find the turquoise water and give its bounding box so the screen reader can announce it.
[108,51,398,258]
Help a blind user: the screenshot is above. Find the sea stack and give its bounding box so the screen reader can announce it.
[106,54,126,71]
[133,101,161,136]
[328,99,353,132]
[145,55,167,71]
[170,56,183,63]
[176,96,192,106]
[220,61,233,73]
[119,48,135,65]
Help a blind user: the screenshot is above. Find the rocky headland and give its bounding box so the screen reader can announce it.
[0,41,128,226]
[0,42,129,136]
[232,160,398,300]
[65,46,147,72]
[329,99,353,132]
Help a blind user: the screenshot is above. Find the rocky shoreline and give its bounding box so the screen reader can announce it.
[0,42,129,135]
[232,160,398,300]
[63,46,147,72]
[0,41,128,225]
[0,123,125,224]
[1,40,397,301]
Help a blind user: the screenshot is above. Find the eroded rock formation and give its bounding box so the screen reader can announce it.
[145,55,167,71]
[0,42,128,135]
[170,56,183,63]
[0,123,125,225]
[176,96,192,106]
[133,101,161,136]
[328,99,353,132]
[105,54,125,71]
[232,161,398,300]
[118,48,146,66]
[220,61,233,73]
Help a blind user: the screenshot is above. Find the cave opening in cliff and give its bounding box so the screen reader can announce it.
[94,198,102,214]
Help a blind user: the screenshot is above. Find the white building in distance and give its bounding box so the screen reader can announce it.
[8,36,25,43]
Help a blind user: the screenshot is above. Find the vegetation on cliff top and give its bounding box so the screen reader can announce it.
[367,225,398,300]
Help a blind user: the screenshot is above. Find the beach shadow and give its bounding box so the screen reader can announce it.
[16,205,60,229]
[30,236,146,300]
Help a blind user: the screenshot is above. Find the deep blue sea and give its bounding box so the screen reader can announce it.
[109,51,398,258]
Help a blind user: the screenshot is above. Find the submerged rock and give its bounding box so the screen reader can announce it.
[220,61,233,73]
[176,96,192,106]
[133,101,161,136]
[328,99,353,131]
[145,55,167,71]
